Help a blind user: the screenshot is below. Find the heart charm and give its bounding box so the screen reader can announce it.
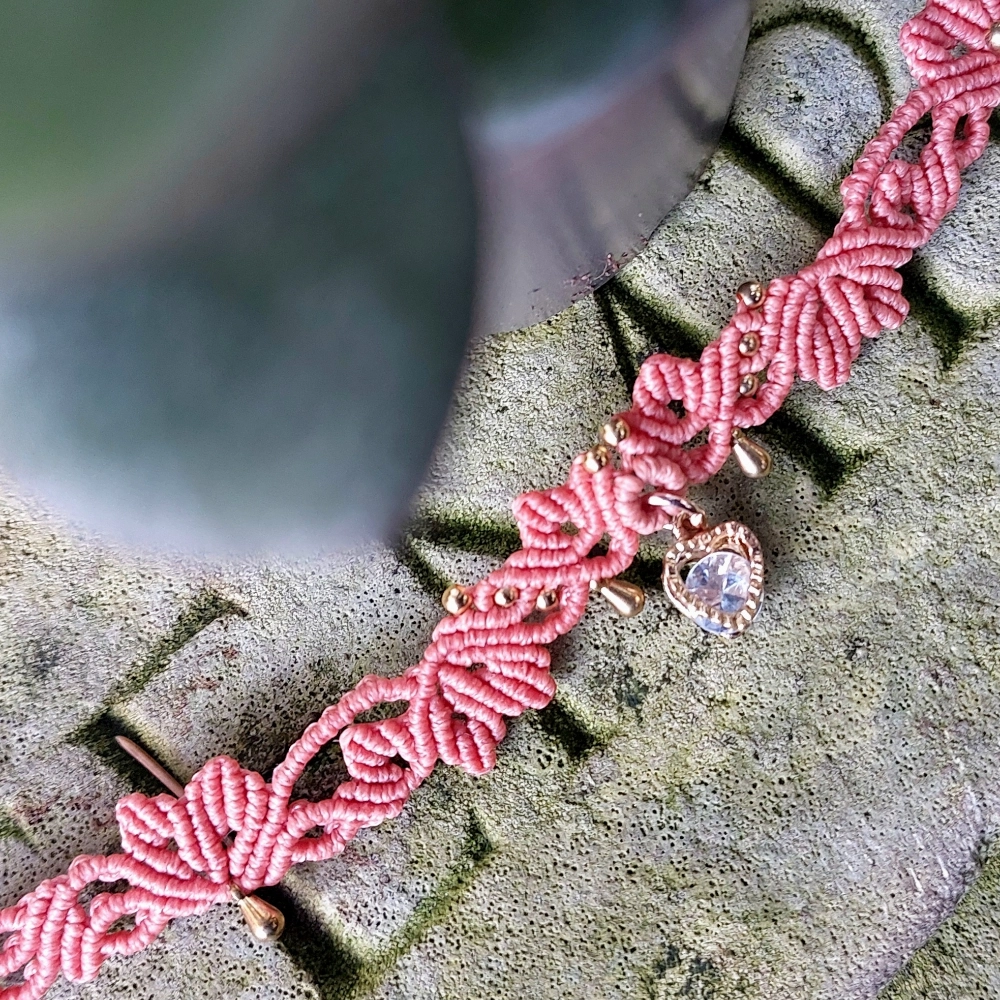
[662,520,764,637]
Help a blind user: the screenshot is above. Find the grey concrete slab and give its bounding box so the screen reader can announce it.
[731,22,886,214]
[420,297,631,525]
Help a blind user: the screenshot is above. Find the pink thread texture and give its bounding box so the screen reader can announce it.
[3,2,999,995]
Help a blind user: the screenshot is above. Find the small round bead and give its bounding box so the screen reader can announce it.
[736,280,765,308]
[494,586,519,607]
[535,589,559,612]
[582,444,610,473]
[600,417,630,447]
[739,373,759,397]
[738,332,760,357]
[441,585,472,615]
[989,23,1000,51]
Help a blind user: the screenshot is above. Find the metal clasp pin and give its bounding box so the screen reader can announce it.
[646,493,708,539]
[115,736,286,943]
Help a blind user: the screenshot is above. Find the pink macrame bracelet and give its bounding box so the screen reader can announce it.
[4,2,1000,996]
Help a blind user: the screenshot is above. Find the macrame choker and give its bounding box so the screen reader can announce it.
[3,2,1000,996]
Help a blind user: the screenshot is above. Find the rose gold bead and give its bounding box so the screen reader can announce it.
[582,444,610,473]
[736,280,765,308]
[600,417,630,447]
[738,373,759,397]
[494,586,519,607]
[231,887,286,943]
[535,589,560,612]
[989,23,1000,51]
[738,332,760,357]
[731,428,773,478]
[442,584,472,615]
[590,578,645,618]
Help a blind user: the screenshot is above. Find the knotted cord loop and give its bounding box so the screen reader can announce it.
[617,0,1000,492]
[2,3,998,995]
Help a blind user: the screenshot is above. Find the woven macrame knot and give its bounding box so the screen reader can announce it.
[513,478,604,558]
[339,718,422,809]
[117,756,271,889]
[612,473,683,535]
[902,0,1000,84]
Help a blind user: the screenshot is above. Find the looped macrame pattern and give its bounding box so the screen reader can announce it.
[3,2,999,995]
[618,0,1000,491]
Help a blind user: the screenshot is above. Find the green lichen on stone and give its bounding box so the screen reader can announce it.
[264,885,367,1000]
[638,941,739,999]
[66,589,246,793]
[361,811,495,978]
[67,710,173,799]
[393,534,452,600]
[103,588,246,708]
[719,124,841,236]
[879,841,1000,999]
[407,512,521,561]
[750,8,894,118]
[595,280,706,380]
[535,699,605,762]
[759,409,871,497]
[900,260,979,370]
[276,813,496,1000]
[0,808,31,846]
[397,511,522,599]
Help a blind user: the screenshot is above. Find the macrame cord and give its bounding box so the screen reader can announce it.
[3,1,1000,995]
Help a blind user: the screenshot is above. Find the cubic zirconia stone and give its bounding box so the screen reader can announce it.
[685,550,751,635]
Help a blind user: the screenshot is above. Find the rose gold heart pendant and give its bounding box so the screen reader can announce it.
[657,502,764,637]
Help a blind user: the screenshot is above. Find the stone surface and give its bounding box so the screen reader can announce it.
[730,21,885,214]
[879,838,1000,999]
[4,1,1000,998]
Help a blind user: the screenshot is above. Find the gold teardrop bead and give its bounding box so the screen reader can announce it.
[233,890,286,943]
[590,578,645,618]
[731,428,773,478]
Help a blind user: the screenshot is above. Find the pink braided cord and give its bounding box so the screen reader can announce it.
[4,3,1000,995]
